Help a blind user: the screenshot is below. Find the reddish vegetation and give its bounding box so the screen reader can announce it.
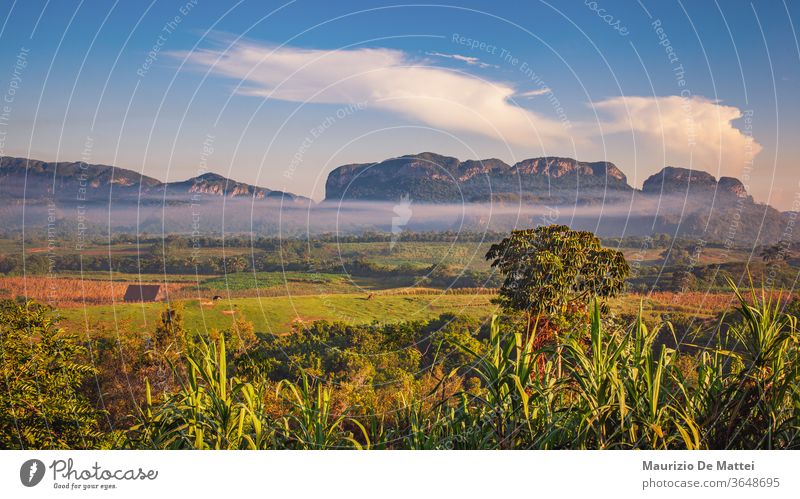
[644,292,736,313]
[642,291,794,315]
[0,276,185,307]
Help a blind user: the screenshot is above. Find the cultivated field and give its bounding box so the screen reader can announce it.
[57,292,500,337]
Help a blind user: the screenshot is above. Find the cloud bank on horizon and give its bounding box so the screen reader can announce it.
[174,39,762,179]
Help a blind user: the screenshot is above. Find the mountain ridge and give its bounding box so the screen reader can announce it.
[322,152,788,244]
[0,153,771,207]
[0,153,789,244]
[325,152,753,204]
[0,156,308,203]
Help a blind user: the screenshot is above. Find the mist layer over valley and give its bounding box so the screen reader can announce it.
[0,153,788,245]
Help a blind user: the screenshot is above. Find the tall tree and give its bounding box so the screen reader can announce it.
[486,225,629,340]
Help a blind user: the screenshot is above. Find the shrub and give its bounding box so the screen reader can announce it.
[0,299,108,449]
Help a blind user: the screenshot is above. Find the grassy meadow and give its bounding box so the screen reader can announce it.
[56,292,498,337]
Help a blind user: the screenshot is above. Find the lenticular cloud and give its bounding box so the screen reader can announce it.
[172,40,575,147]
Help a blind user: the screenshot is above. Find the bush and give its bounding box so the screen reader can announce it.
[0,300,108,449]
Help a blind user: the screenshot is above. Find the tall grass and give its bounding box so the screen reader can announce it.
[277,373,367,449]
[128,337,277,449]
[130,284,800,449]
[557,302,699,448]
[688,282,800,448]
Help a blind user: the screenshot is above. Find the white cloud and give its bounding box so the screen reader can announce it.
[424,51,498,69]
[174,40,762,175]
[172,41,571,146]
[593,95,761,177]
[518,88,551,98]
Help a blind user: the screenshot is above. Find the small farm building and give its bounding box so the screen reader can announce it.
[123,284,164,303]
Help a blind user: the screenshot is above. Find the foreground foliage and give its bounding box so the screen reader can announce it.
[2,283,799,449]
[0,300,108,448]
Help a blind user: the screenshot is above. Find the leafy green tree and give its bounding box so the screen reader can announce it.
[485,225,629,338]
[25,254,52,274]
[0,299,106,448]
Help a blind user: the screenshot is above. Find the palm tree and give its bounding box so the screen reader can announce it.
[224,255,248,273]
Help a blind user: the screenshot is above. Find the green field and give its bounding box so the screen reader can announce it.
[202,271,352,291]
[3,234,789,340]
[56,288,728,341]
[59,292,500,337]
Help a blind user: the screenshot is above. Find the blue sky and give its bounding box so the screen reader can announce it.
[0,0,798,208]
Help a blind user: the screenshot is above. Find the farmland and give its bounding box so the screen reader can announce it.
[56,292,499,337]
[2,229,800,450]
[0,232,790,336]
